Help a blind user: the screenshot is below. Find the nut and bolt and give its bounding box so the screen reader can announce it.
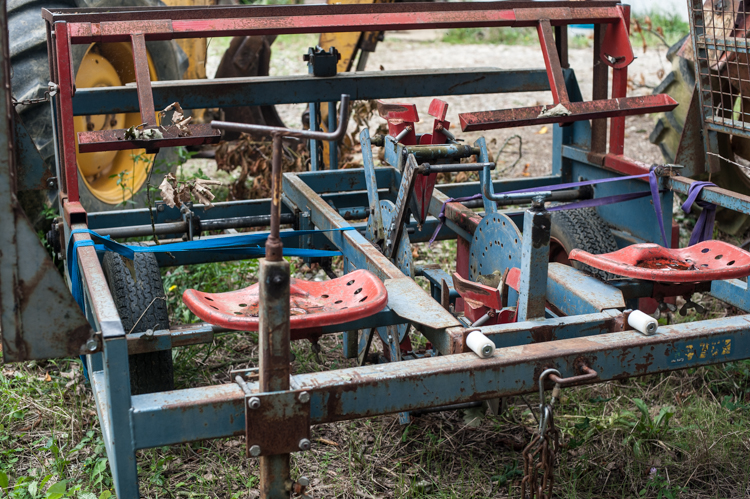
[248,397,261,410]
[298,391,310,403]
[85,338,98,352]
[249,445,261,457]
[298,438,311,451]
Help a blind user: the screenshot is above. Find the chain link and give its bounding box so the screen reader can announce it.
[12,82,57,107]
[522,370,562,499]
[521,404,559,499]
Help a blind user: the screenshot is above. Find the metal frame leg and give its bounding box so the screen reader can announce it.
[517,201,551,321]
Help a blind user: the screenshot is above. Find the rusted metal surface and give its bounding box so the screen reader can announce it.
[0,8,92,361]
[246,390,310,457]
[55,21,79,202]
[459,94,678,131]
[130,33,156,127]
[53,4,628,44]
[537,19,569,105]
[131,314,750,449]
[77,123,221,153]
[256,258,292,494]
[43,2,622,24]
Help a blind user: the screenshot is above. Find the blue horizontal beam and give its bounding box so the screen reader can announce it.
[72,68,552,115]
[128,313,750,449]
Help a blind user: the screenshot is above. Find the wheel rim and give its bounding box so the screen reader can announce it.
[74,43,160,205]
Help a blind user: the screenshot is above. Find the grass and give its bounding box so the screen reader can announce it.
[3,216,750,498]
[442,9,690,51]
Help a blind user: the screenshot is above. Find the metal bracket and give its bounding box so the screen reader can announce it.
[245,390,311,457]
[384,154,419,259]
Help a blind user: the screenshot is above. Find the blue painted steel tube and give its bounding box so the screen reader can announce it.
[129,314,750,449]
[711,279,750,312]
[517,204,551,321]
[667,176,750,217]
[71,68,553,116]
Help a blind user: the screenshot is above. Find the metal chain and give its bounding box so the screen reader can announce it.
[11,82,57,107]
[521,405,559,499]
[522,369,562,499]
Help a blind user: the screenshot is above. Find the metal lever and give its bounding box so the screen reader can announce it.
[211,94,351,260]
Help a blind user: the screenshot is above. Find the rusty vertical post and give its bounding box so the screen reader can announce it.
[591,24,608,154]
[259,132,292,498]
[266,134,284,262]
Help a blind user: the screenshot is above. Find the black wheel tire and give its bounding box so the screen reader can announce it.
[549,208,619,281]
[649,35,695,165]
[650,35,750,235]
[10,0,186,221]
[102,244,173,395]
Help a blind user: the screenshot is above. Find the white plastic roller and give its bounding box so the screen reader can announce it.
[628,309,658,336]
[467,330,496,358]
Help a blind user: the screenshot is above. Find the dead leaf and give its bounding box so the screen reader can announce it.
[537,126,548,135]
[161,101,192,136]
[44,373,52,382]
[159,174,177,208]
[522,163,531,177]
[316,438,340,447]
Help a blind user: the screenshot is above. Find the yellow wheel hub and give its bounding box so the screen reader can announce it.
[74,42,160,205]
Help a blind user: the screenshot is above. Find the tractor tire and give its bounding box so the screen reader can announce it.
[10,0,187,222]
[549,208,619,281]
[102,244,174,395]
[650,35,750,235]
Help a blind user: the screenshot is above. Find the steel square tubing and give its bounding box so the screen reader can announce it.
[43,2,621,24]
[282,172,461,352]
[60,4,625,43]
[71,68,552,116]
[667,176,750,217]
[129,314,750,449]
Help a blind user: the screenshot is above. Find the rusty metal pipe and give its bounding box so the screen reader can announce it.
[212,94,350,261]
[211,94,350,142]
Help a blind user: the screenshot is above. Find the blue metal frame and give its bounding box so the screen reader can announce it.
[26,5,750,498]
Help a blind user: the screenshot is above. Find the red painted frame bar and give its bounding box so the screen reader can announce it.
[54,21,80,203]
[130,33,156,127]
[62,6,628,43]
[608,5,630,156]
[537,19,569,105]
[458,94,678,131]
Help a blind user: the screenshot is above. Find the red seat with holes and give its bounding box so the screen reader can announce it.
[569,241,750,283]
[182,269,388,330]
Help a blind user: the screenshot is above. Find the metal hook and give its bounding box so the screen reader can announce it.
[538,368,560,434]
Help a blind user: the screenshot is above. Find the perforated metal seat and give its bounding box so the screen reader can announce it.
[569,241,750,283]
[182,269,388,330]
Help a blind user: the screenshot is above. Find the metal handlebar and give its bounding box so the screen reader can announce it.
[210,94,351,261]
[211,94,351,142]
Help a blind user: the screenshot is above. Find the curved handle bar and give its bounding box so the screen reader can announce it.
[211,94,351,142]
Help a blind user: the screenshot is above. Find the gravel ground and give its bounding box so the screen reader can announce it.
[195,31,671,177]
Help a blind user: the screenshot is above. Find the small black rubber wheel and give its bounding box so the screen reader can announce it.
[549,208,619,280]
[102,244,173,395]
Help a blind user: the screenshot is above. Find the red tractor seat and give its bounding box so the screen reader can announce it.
[569,241,750,283]
[183,269,388,330]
